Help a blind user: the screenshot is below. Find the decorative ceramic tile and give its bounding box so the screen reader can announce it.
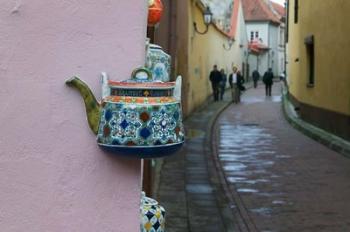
[146,44,171,82]
[110,88,174,97]
[104,96,177,104]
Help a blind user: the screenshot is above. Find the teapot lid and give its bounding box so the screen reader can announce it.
[108,67,175,90]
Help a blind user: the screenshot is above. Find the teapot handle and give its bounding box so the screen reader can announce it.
[131,67,153,82]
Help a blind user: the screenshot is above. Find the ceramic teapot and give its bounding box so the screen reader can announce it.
[140,192,166,232]
[66,67,184,158]
[146,43,171,82]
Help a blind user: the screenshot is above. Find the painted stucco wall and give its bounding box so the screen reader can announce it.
[186,1,246,113]
[0,1,146,231]
[287,0,350,116]
[286,0,300,91]
[246,22,269,45]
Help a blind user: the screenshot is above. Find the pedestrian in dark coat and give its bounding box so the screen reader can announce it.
[219,69,227,100]
[237,71,245,92]
[263,68,274,96]
[209,65,222,101]
[252,70,260,88]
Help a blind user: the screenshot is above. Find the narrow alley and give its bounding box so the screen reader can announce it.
[158,83,350,232]
[2,1,350,231]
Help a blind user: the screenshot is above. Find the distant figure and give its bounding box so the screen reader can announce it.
[209,65,222,101]
[229,66,239,103]
[237,70,245,93]
[263,68,274,96]
[279,71,285,81]
[252,70,260,88]
[219,69,227,100]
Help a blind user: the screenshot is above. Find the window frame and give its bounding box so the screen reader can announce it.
[304,35,315,87]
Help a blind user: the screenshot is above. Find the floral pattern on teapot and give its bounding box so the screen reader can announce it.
[146,44,171,82]
[97,102,184,148]
[65,67,184,158]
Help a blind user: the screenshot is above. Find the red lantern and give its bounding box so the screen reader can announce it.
[148,0,164,26]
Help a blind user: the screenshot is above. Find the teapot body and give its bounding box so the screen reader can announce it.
[97,98,184,157]
[96,79,184,158]
[66,68,184,158]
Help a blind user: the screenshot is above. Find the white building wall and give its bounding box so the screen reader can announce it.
[246,22,269,44]
[246,21,285,78]
[277,23,286,76]
[268,23,279,75]
[246,22,269,77]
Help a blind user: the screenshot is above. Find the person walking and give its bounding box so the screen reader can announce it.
[209,65,222,101]
[252,69,260,88]
[263,68,274,96]
[236,70,246,102]
[229,66,239,103]
[219,69,227,100]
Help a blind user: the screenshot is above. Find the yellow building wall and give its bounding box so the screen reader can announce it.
[287,0,350,116]
[182,1,246,114]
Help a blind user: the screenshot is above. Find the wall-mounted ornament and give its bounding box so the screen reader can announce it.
[66,68,184,158]
[148,0,164,26]
[140,192,166,232]
[146,43,171,82]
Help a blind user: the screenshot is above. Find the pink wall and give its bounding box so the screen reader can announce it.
[0,1,146,231]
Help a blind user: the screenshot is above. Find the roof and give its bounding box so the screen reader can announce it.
[241,0,284,24]
[271,1,286,18]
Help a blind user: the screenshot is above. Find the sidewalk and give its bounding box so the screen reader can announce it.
[156,88,237,232]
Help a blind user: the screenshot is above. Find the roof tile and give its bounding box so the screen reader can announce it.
[241,0,283,24]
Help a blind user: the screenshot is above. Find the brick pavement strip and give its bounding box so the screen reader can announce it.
[157,88,238,232]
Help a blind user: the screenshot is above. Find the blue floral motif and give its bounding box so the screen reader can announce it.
[151,110,177,143]
[153,66,164,81]
[97,102,185,147]
[146,45,171,82]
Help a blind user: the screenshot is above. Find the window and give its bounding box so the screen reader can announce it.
[250,31,254,41]
[294,0,298,23]
[305,35,314,87]
[255,31,259,38]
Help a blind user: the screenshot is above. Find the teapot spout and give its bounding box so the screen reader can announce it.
[66,76,101,135]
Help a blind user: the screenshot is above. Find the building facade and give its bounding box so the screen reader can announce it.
[287,0,350,141]
[0,1,146,231]
[155,0,248,116]
[242,0,285,77]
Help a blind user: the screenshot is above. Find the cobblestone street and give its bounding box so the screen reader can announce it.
[158,83,350,232]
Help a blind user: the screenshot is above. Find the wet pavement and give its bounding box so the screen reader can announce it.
[214,83,350,231]
[157,83,350,232]
[157,90,235,232]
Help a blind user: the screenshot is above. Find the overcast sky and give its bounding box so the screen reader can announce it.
[271,0,285,6]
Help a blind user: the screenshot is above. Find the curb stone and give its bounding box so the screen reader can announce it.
[205,83,255,232]
[281,87,350,159]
